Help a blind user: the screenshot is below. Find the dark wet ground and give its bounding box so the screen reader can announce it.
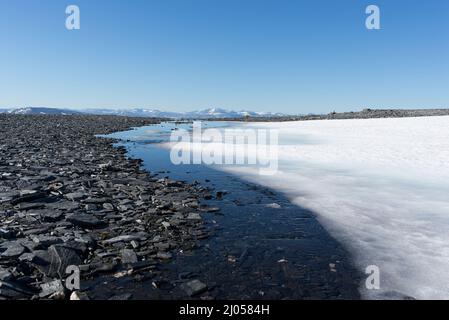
[89,122,361,300]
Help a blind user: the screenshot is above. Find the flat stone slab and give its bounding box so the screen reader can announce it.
[180,280,208,297]
[66,214,105,229]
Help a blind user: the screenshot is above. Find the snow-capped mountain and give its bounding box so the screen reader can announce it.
[184,107,285,118]
[82,108,182,118]
[1,107,286,119]
[84,107,285,119]
[2,107,81,115]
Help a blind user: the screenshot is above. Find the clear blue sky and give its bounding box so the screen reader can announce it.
[0,0,448,114]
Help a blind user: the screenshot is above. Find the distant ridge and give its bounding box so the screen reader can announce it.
[238,108,449,122]
[0,107,285,119]
[2,107,81,115]
[81,107,286,119]
[2,107,448,120]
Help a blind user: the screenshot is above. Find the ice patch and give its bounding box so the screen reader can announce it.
[162,116,449,299]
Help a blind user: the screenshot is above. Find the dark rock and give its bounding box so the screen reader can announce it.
[0,242,25,258]
[47,201,79,212]
[39,210,64,222]
[39,280,66,299]
[0,268,12,281]
[103,235,140,244]
[15,202,45,210]
[154,242,170,251]
[216,191,225,199]
[156,252,172,260]
[32,235,63,248]
[0,280,37,297]
[66,214,104,229]
[103,203,114,210]
[65,192,87,201]
[0,228,14,240]
[61,240,88,255]
[84,198,109,204]
[10,191,47,205]
[30,250,52,267]
[47,245,82,278]
[90,262,117,274]
[128,260,156,271]
[18,252,36,262]
[85,204,98,211]
[0,115,210,300]
[121,249,138,264]
[180,280,208,297]
[108,293,132,300]
[187,213,202,221]
[22,226,51,236]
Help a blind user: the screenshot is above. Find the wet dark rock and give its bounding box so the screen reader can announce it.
[203,193,213,200]
[216,191,225,199]
[156,252,173,260]
[128,260,156,271]
[204,207,220,213]
[187,213,202,221]
[0,280,37,298]
[0,287,29,299]
[108,293,132,300]
[181,279,208,297]
[90,261,118,274]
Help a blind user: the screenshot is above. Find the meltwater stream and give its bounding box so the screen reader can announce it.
[96,122,361,300]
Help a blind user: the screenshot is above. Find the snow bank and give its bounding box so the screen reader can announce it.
[163,116,449,299]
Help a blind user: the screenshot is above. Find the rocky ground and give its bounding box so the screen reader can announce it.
[210,108,449,122]
[0,115,215,300]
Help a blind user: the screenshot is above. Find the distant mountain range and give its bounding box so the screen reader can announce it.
[0,107,286,119]
[1,107,82,115]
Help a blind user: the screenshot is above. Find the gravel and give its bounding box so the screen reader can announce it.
[0,114,212,300]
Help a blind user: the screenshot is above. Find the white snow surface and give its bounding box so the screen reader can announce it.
[162,116,449,299]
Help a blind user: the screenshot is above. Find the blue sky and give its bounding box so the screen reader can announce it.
[0,0,448,114]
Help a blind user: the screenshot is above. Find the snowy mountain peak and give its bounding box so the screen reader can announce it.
[0,107,286,119]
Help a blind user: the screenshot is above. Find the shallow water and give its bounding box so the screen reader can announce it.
[94,122,361,299]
